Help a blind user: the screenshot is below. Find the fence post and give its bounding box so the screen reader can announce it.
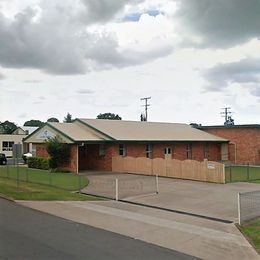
[26,167,29,182]
[78,174,81,193]
[238,193,241,225]
[16,165,19,189]
[115,178,119,201]
[230,165,232,182]
[49,171,52,187]
[6,165,9,178]
[247,163,249,181]
[156,175,159,194]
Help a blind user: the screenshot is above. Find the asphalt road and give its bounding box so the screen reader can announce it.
[0,198,197,260]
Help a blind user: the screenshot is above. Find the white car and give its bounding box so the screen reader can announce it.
[23,153,33,158]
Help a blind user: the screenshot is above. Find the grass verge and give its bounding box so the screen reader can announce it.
[0,177,98,201]
[238,218,260,254]
[0,166,88,190]
[225,166,260,183]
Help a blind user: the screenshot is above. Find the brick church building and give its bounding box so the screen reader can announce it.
[24,119,229,173]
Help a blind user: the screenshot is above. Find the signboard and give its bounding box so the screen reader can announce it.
[12,144,22,159]
[37,129,56,140]
[207,163,215,170]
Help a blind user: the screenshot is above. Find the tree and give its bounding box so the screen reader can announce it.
[224,116,235,126]
[46,136,70,169]
[190,123,202,128]
[97,113,122,120]
[0,120,17,134]
[140,113,146,121]
[24,119,44,127]
[47,117,59,122]
[64,113,72,123]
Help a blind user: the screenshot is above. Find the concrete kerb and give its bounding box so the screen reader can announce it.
[0,193,15,202]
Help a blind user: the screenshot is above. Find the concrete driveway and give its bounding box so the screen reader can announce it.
[81,171,260,222]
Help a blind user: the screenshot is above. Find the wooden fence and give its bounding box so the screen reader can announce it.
[112,156,225,184]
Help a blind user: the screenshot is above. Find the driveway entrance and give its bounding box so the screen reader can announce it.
[81,171,260,222]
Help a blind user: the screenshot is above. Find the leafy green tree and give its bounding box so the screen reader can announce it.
[97,113,122,120]
[0,120,17,134]
[64,113,72,123]
[47,117,59,122]
[46,136,70,169]
[24,119,44,127]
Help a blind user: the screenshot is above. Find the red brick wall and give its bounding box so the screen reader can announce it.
[78,142,222,171]
[201,128,260,165]
[35,143,78,173]
[79,144,118,171]
[36,143,49,158]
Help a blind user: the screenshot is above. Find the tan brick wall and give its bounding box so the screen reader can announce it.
[202,128,260,165]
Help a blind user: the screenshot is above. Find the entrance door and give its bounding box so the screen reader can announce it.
[164,147,172,159]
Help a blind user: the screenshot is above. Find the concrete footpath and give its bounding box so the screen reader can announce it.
[18,200,259,260]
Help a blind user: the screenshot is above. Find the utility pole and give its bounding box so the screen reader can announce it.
[140,97,151,121]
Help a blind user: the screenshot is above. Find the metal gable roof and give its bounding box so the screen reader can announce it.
[24,119,229,143]
[77,119,228,142]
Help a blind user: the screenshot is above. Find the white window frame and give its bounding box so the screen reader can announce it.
[99,144,106,156]
[164,147,172,155]
[186,143,192,159]
[2,141,14,151]
[119,144,126,156]
[204,143,209,159]
[146,144,153,159]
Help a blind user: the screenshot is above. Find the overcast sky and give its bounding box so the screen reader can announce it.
[0,0,259,126]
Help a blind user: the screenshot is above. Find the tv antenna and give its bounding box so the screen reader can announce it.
[140,97,151,121]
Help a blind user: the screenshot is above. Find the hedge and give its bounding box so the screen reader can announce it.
[27,157,50,170]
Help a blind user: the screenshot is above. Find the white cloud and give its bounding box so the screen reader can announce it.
[0,0,259,126]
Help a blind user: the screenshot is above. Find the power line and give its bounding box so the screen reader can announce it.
[140,97,151,121]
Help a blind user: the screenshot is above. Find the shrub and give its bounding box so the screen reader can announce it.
[46,136,70,169]
[27,157,50,170]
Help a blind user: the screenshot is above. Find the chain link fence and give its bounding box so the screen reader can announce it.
[0,165,86,192]
[225,164,260,183]
[82,174,158,200]
[238,190,260,224]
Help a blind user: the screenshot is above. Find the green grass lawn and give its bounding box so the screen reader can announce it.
[0,166,87,190]
[239,218,260,253]
[225,166,260,183]
[0,177,98,201]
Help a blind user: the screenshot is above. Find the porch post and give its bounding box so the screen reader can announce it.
[76,144,79,174]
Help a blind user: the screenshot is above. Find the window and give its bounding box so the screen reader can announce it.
[119,144,126,156]
[186,143,192,159]
[204,143,209,159]
[99,144,105,156]
[146,144,153,159]
[2,141,14,151]
[164,147,172,155]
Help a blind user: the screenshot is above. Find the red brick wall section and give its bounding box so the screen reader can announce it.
[202,128,260,165]
[36,143,49,158]
[79,144,118,171]
[78,142,222,171]
[35,143,78,173]
[59,145,77,173]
